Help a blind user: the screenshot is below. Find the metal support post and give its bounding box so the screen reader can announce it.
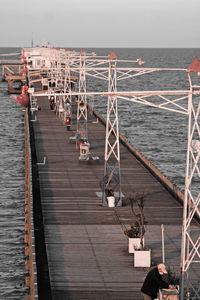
[77,49,88,141]
[102,51,122,206]
[63,53,72,126]
[179,68,200,300]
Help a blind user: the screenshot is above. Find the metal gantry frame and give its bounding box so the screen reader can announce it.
[28,52,144,204]
[63,49,72,125]
[103,51,121,206]
[179,60,200,300]
[25,47,200,299]
[77,49,88,141]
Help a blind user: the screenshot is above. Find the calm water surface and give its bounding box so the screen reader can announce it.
[0,47,26,299]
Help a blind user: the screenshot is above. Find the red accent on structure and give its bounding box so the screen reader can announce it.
[10,86,29,107]
[78,140,84,149]
[80,49,86,55]
[187,56,200,72]
[10,94,28,107]
[21,64,27,74]
[65,48,70,52]
[138,57,143,66]
[65,117,71,125]
[22,86,29,95]
[108,50,117,60]
[21,48,27,63]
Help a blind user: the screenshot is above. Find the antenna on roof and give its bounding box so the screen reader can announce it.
[31,32,34,48]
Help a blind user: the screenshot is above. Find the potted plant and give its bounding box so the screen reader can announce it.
[124,192,146,252]
[101,173,115,207]
[106,188,115,207]
[124,192,151,267]
[124,224,145,253]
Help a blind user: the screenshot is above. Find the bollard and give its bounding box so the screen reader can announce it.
[25,246,29,257]
[25,213,28,223]
[25,205,29,214]
[25,223,29,232]
[25,276,30,287]
[24,234,29,244]
[25,259,30,270]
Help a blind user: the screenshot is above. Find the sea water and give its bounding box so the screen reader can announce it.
[0,47,26,299]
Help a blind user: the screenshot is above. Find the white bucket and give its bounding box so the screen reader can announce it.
[107,196,115,207]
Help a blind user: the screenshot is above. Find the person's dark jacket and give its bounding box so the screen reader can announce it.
[141,267,169,299]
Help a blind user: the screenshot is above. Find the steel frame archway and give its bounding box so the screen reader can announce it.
[26,47,200,299]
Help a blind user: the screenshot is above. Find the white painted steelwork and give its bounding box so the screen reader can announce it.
[103,52,121,206]
[77,49,88,141]
[179,69,200,300]
[63,50,72,125]
[25,47,199,299]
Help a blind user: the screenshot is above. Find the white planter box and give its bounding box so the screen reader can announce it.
[128,237,144,253]
[107,196,115,207]
[134,249,151,267]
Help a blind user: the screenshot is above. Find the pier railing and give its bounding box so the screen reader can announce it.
[0,59,22,65]
[24,108,38,300]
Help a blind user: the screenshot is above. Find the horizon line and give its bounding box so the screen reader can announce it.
[1,46,200,49]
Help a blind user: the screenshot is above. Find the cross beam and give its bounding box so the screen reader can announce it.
[26,47,200,299]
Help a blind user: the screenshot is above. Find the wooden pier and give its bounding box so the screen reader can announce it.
[28,93,199,300]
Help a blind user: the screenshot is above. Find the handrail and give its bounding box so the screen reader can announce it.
[24,108,38,300]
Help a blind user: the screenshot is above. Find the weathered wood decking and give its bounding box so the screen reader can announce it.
[30,96,198,300]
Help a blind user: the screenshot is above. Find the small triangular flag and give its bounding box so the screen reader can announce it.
[108,50,117,60]
[187,56,200,72]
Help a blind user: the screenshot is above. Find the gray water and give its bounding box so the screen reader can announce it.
[0,48,26,299]
[0,47,200,299]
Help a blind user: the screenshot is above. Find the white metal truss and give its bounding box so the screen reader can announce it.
[103,51,121,206]
[26,47,200,298]
[77,49,88,141]
[63,50,72,124]
[179,65,200,300]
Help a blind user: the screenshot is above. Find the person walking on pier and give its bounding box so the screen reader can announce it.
[50,96,54,110]
[141,263,173,300]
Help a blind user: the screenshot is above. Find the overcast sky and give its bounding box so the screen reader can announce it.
[1,0,200,48]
